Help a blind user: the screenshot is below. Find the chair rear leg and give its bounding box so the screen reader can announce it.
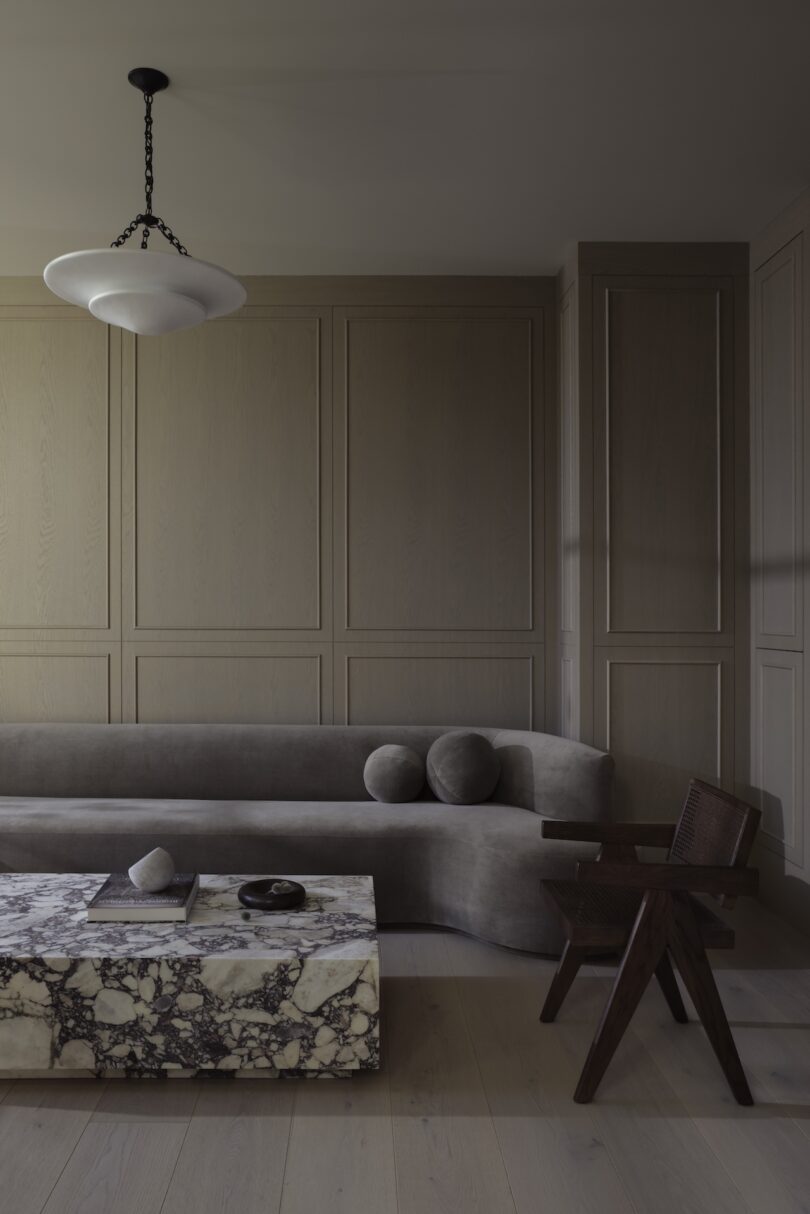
[668,894,753,1106]
[574,889,670,1103]
[655,951,688,1023]
[540,940,586,1023]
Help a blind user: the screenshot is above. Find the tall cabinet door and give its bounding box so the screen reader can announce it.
[751,234,806,871]
[590,273,738,817]
[752,237,803,652]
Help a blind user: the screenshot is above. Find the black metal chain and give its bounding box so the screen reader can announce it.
[154,218,188,257]
[143,92,154,215]
[111,88,189,255]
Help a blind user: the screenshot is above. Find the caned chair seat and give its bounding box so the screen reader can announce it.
[543,880,735,950]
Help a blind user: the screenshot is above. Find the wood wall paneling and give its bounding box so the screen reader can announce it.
[752,237,803,648]
[749,196,810,930]
[0,279,551,731]
[559,647,578,740]
[334,308,544,641]
[125,310,329,637]
[594,279,733,644]
[335,644,543,729]
[595,649,732,821]
[559,249,746,885]
[124,645,327,725]
[559,284,579,637]
[752,649,803,863]
[0,315,114,636]
[0,645,118,722]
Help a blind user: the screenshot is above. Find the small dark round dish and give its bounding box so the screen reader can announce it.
[237,878,306,912]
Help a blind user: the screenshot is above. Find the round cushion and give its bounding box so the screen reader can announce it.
[426,731,501,805]
[363,744,425,803]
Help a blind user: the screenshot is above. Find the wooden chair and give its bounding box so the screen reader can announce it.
[539,779,760,1104]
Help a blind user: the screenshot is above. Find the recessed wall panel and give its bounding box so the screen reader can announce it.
[0,318,109,629]
[753,649,803,860]
[340,313,536,633]
[338,645,541,728]
[599,285,725,636]
[133,316,321,630]
[559,285,579,636]
[753,239,803,646]
[596,650,730,820]
[0,653,110,722]
[132,652,322,724]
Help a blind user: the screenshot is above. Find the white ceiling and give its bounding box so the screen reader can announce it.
[3,0,810,276]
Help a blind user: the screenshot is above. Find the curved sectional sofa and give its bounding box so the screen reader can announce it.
[0,723,613,953]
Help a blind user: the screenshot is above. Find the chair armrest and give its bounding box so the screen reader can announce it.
[541,820,676,847]
[576,861,758,897]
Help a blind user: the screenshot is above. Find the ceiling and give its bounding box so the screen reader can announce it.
[3,0,810,276]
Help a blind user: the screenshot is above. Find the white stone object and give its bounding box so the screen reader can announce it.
[128,846,176,892]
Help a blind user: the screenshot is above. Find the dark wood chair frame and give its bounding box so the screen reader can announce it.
[539,779,760,1105]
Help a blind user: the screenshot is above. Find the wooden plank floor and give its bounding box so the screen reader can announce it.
[1,898,809,1214]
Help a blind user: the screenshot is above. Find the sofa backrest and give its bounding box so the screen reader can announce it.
[0,724,613,820]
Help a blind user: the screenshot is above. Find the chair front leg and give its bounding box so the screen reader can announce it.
[574,888,670,1103]
[667,893,753,1105]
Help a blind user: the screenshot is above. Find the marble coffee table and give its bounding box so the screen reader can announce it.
[0,873,379,1078]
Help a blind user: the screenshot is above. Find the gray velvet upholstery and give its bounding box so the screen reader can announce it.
[0,724,614,954]
[363,744,425,803]
[426,730,500,804]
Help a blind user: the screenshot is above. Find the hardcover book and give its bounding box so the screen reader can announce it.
[86,873,199,922]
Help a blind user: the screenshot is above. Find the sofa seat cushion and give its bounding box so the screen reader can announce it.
[0,795,554,849]
[0,796,593,954]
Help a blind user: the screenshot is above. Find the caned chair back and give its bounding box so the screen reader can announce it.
[669,779,760,906]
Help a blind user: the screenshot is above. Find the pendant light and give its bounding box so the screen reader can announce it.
[44,68,246,336]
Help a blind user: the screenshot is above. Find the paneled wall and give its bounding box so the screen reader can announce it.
[558,244,749,823]
[0,278,553,730]
[558,272,581,740]
[0,297,121,723]
[750,190,810,928]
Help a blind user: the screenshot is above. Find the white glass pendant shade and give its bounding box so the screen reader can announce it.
[88,289,205,336]
[44,249,246,336]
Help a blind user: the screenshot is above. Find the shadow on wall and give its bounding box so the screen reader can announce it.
[748,785,810,932]
[759,788,786,848]
[702,776,810,940]
[610,755,717,822]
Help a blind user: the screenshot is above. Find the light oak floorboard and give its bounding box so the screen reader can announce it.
[0,1080,106,1214]
[3,912,810,1214]
[442,933,636,1214]
[383,931,518,1214]
[596,962,810,1214]
[280,1074,396,1214]
[164,1082,294,1214]
[577,895,810,1210]
[93,1078,202,1123]
[553,1010,756,1214]
[41,1120,188,1214]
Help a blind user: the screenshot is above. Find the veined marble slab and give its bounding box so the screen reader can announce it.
[0,873,379,1077]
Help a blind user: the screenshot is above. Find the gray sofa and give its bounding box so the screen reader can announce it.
[0,724,613,953]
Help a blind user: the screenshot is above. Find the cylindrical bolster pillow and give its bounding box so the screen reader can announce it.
[426,730,501,805]
[363,744,426,803]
